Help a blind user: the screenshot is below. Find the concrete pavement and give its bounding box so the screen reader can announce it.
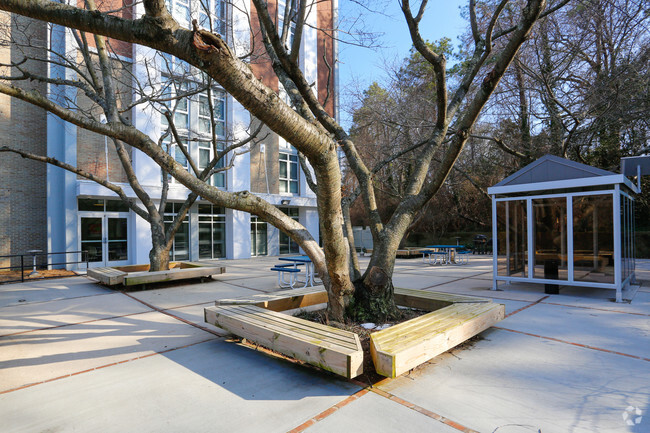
[1,256,648,432]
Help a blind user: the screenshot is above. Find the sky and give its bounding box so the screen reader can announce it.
[336,0,467,130]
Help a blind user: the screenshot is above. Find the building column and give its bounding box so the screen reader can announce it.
[47,24,78,269]
[227,209,251,259]
[300,207,320,254]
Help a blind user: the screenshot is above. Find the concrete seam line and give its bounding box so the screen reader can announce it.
[493,327,650,362]
[121,292,225,338]
[505,295,550,318]
[0,338,217,395]
[367,387,479,433]
[539,301,650,317]
[287,388,370,433]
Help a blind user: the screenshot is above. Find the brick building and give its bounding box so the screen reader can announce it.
[0,1,337,269]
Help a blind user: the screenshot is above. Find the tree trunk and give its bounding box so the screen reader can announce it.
[312,151,355,323]
[349,234,402,323]
[148,220,170,272]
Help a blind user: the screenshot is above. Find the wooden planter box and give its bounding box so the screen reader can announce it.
[88,261,225,287]
[205,287,504,379]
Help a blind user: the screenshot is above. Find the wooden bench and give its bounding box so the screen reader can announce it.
[393,288,491,311]
[123,264,225,286]
[87,267,127,285]
[204,304,363,378]
[216,287,491,313]
[88,262,225,286]
[370,302,505,378]
[216,286,328,312]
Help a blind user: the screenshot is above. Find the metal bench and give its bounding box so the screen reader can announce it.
[454,250,471,265]
[270,264,304,288]
[422,250,447,265]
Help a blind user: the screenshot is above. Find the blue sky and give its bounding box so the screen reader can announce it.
[337,0,467,129]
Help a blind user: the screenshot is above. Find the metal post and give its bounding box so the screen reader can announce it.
[613,187,622,302]
[27,249,42,276]
[527,198,533,279]
[20,255,24,283]
[567,196,574,283]
[492,196,498,291]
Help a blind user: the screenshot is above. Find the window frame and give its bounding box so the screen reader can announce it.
[279,152,299,194]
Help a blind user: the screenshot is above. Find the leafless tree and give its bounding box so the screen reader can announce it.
[0,0,557,322]
[0,6,263,271]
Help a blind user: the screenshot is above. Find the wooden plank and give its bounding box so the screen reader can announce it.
[208,306,360,351]
[373,303,488,345]
[204,305,363,378]
[394,288,491,311]
[87,268,127,286]
[212,305,359,349]
[370,302,505,378]
[124,266,225,286]
[216,286,328,312]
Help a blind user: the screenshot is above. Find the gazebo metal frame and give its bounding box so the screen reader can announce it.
[488,155,642,302]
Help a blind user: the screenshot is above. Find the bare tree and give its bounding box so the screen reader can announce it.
[0,6,262,271]
[0,0,555,322]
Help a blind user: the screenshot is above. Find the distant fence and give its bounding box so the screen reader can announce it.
[0,251,89,284]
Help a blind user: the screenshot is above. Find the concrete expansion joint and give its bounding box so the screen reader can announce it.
[288,375,478,433]
[493,326,650,363]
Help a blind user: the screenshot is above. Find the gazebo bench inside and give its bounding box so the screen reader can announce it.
[204,304,363,378]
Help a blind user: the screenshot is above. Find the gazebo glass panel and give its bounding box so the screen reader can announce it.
[621,195,636,281]
[533,197,568,280]
[572,194,614,284]
[497,200,527,277]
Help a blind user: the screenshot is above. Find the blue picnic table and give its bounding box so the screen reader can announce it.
[277,255,317,287]
[424,245,469,265]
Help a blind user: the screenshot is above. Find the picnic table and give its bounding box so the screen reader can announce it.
[425,245,468,265]
[277,255,317,288]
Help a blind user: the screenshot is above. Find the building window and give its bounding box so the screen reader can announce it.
[199,0,226,35]
[279,153,299,194]
[160,83,228,187]
[166,0,190,28]
[164,202,190,261]
[279,207,299,254]
[197,89,227,188]
[251,216,268,256]
[198,203,226,259]
[277,0,297,51]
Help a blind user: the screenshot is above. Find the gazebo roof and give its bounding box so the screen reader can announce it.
[493,154,615,187]
[488,154,635,195]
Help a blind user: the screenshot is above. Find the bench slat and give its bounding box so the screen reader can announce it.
[375,304,489,347]
[216,286,328,312]
[205,305,363,378]
[394,288,491,311]
[214,305,360,350]
[270,267,301,272]
[87,268,127,285]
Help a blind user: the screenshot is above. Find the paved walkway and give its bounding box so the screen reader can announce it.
[1,256,648,432]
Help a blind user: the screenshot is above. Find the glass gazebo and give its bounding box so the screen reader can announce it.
[488,155,639,302]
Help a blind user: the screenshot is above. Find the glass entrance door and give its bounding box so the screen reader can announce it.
[107,217,128,263]
[81,217,103,264]
[81,216,129,267]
